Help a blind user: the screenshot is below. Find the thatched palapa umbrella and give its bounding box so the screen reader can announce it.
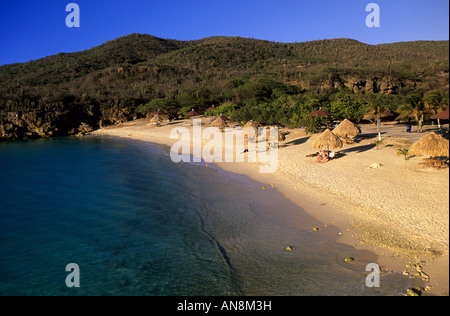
[150,114,162,127]
[243,120,262,137]
[431,109,449,128]
[151,109,165,116]
[160,114,170,122]
[186,109,200,117]
[243,120,260,129]
[211,116,227,131]
[211,116,227,126]
[312,129,343,151]
[431,109,449,120]
[185,109,200,126]
[332,119,361,138]
[408,132,449,158]
[151,109,169,122]
[205,105,216,112]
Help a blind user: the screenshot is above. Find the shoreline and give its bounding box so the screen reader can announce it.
[92,118,449,296]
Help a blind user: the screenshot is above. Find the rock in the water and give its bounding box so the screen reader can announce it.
[78,122,94,135]
[345,257,355,263]
[407,288,423,296]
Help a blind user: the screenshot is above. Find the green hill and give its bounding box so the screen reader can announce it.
[0,34,185,86]
[0,33,448,140]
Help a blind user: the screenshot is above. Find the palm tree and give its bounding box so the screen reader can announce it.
[364,94,392,141]
[424,90,444,110]
[396,148,409,161]
[397,93,431,132]
[424,90,446,128]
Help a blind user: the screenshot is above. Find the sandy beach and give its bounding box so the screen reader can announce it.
[92,117,449,296]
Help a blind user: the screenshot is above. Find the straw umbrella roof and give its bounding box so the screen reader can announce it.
[150,115,162,126]
[332,119,361,138]
[408,132,449,157]
[431,109,449,120]
[160,114,170,121]
[308,109,333,117]
[211,116,227,127]
[186,109,200,117]
[150,114,162,123]
[312,129,343,151]
[205,105,216,112]
[151,109,165,116]
[243,120,261,138]
[243,120,261,129]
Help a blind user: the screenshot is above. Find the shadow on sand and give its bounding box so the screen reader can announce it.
[339,143,376,155]
[280,136,310,148]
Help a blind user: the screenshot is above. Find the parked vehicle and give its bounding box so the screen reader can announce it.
[329,121,342,130]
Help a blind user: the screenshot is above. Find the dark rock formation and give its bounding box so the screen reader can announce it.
[0,103,139,141]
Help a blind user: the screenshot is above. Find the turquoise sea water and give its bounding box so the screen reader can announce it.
[0,136,421,296]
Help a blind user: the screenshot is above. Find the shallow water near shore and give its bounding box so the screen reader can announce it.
[0,136,422,295]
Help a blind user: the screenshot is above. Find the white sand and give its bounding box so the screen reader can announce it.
[92,118,449,295]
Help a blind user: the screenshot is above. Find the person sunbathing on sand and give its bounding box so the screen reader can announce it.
[316,150,329,163]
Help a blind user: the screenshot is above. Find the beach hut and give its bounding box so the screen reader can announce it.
[243,120,261,136]
[205,105,216,113]
[308,109,333,131]
[332,119,361,142]
[431,109,449,128]
[186,109,200,117]
[312,129,343,151]
[242,120,261,141]
[160,114,170,122]
[408,132,449,158]
[151,109,165,116]
[185,109,200,126]
[211,116,227,132]
[149,115,162,127]
[431,109,449,120]
[219,114,231,122]
[243,120,261,129]
[211,116,227,126]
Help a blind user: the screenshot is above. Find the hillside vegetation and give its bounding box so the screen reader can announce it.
[0,33,448,140]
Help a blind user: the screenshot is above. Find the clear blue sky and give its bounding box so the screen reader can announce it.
[0,0,448,66]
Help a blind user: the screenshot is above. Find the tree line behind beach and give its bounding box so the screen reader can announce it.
[0,34,448,140]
